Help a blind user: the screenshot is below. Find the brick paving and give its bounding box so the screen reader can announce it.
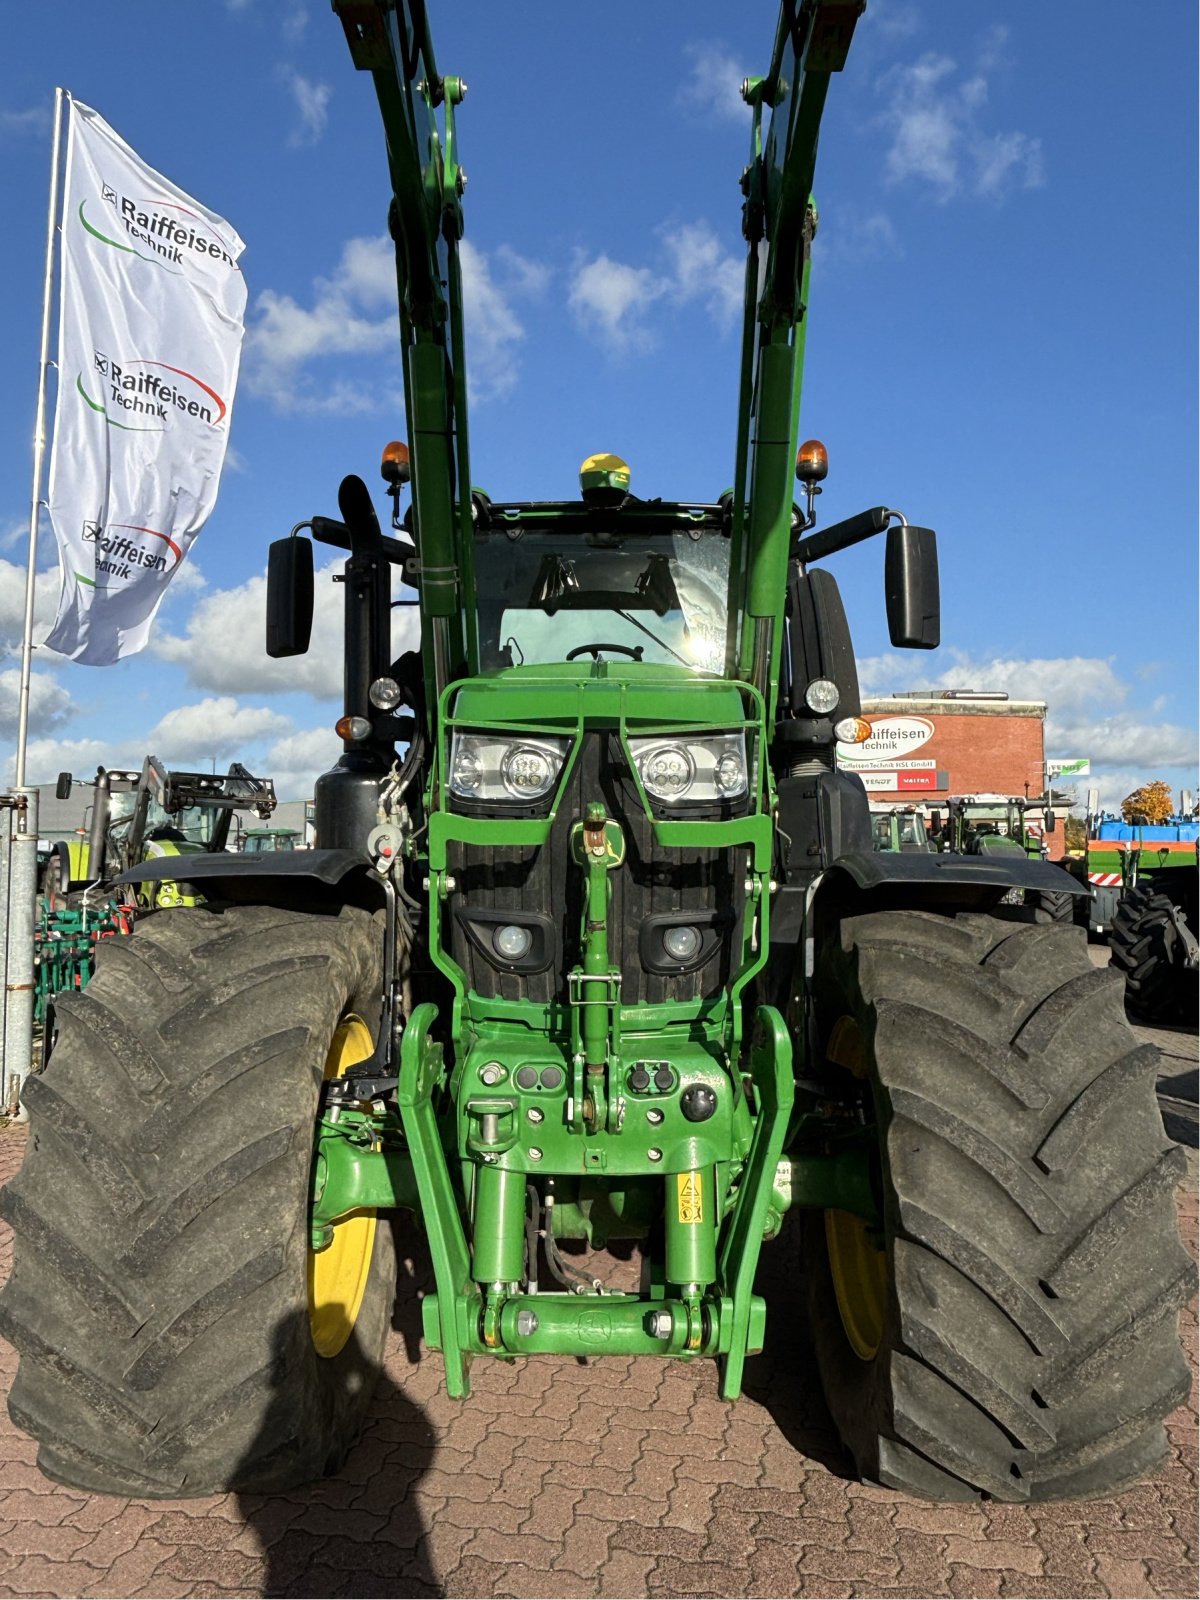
[0,998,1195,1597]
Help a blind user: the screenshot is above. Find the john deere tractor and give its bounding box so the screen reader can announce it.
[1,0,1190,1505]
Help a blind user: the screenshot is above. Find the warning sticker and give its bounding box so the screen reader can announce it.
[676,1172,703,1225]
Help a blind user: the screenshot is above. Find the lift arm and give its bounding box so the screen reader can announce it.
[333,0,475,693]
[732,0,864,700]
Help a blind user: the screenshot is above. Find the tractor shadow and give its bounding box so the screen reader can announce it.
[235,1228,441,1598]
[743,1212,858,1482]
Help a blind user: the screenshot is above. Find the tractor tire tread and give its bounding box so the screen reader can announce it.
[807,910,1194,1503]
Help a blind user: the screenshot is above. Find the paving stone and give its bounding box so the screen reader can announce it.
[1092,1550,1156,1598]
[942,1534,1044,1577]
[0,1116,1195,1600]
[648,1556,750,1597]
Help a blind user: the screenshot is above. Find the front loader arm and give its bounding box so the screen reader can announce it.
[334,0,475,692]
[734,0,863,701]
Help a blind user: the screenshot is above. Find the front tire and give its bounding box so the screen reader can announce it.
[803,909,1194,1502]
[0,902,396,1497]
[1109,883,1198,1025]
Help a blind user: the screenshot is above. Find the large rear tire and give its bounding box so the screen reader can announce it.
[1109,883,1198,1025]
[803,909,1194,1502]
[1025,888,1074,924]
[0,903,396,1497]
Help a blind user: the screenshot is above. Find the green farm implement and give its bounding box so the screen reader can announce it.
[1068,806,1199,1023]
[2,0,1190,1506]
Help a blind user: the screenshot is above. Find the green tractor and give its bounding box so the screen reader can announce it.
[869,805,933,854]
[1,1,1190,1506]
[935,794,1073,923]
[241,826,304,854]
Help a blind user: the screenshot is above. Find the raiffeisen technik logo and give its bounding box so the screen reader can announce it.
[82,183,241,274]
[79,351,227,430]
[79,520,182,587]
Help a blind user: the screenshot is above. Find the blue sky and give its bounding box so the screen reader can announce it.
[2,0,1196,812]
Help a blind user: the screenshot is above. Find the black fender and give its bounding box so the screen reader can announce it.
[761,847,1084,1013]
[112,848,387,914]
[823,849,1087,901]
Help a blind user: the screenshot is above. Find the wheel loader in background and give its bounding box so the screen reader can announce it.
[1,0,1191,1506]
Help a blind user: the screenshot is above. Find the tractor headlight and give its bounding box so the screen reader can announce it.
[630,733,749,804]
[804,678,840,715]
[448,733,569,803]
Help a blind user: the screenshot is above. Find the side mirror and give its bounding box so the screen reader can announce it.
[266,537,314,658]
[885,524,940,649]
[1043,809,1056,833]
[930,809,942,832]
[56,772,73,800]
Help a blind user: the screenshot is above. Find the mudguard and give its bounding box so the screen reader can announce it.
[113,847,370,890]
[826,850,1086,897]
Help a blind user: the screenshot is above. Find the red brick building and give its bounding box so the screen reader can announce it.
[837,693,1065,855]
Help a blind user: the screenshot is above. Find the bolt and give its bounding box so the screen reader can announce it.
[646,1309,673,1339]
[479,1063,503,1086]
[527,1106,544,1124]
[528,1146,543,1161]
[516,1309,539,1338]
[648,1148,662,1163]
[646,1108,664,1126]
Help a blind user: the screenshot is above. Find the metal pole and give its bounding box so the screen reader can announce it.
[3,789,39,1119]
[5,90,65,1116]
[0,798,13,1084]
[14,86,67,791]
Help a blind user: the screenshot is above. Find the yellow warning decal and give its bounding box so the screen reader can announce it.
[676,1172,703,1225]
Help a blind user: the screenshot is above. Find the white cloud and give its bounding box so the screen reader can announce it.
[143,696,291,769]
[662,222,744,330]
[0,106,50,140]
[18,735,116,790]
[245,233,545,412]
[569,255,668,352]
[877,50,1044,203]
[460,241,549,403]
[568,221,743,352]
[282,69,331,146]
[263,724,341,801]
[815,205,903,265]
[151,555,421,701]
[0,666,74,741]
[0,558,60,652]
[676,42,750,124]
[856,648,1197,811]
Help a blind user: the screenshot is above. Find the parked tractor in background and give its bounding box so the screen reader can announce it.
[868,804,932,853]
[931,794,1071,923]
[46,757,277,909]
[241,826,304,854]
[1065,790,1199,1023]
[2,0,1189,1511]
[30,759,277,1048]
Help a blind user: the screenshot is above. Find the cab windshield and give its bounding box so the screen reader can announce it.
[473,526,731,673]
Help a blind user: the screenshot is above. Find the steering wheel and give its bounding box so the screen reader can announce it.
[564,642,644,662]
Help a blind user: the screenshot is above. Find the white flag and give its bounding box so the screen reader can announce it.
[44,99,247,665]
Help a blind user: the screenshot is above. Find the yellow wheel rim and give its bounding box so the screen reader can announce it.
[307,1015,377,1359]
[824,1015,888,1361]
[826,1208,888,1360]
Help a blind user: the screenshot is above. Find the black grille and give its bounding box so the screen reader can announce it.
[445,733,745,1005]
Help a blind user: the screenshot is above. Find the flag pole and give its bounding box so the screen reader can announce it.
[14,85,68,791]
[4,87,67,1116]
